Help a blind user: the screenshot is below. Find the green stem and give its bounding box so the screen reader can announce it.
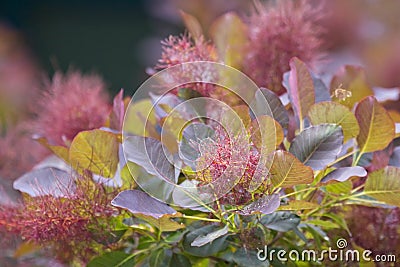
[182,214,220,222]
[327,149,358,168]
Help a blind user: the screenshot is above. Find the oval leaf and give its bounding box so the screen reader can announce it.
[191,225,229,247]
[320,166,367,183]
[238,194,280,215]
[183,224,229,257]
[288,57,315,121]
[308,102,359,142]
[251,88,289,128]
[69,129,119,178]
[251,116,284,153]
[260,211,301,232]
[111,189,177,219]
[289,124,344,170]
[210,12,247,68]
[123,136,176,183]
[364,166,400,207]
[269,151,314,189]
[355,96,395,154]
[87,251,134,267]
[330,65,374,109]
[278,200,319,211]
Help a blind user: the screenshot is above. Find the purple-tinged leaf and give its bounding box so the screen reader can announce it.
[13,167,75,197]
[251,88,289,128]
[289,124,344,170]
[123,136,176,183]
[191,225,229,247]
[288,57,315,122]
[110,89,125,130]
[260,211,301,232]
[178,123,215,168]
[111,189,178,219]
[389,147,400,167]
[238,194,280,215]
[320,167,367,183]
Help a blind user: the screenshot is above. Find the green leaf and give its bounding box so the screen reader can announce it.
[69,129,119,177]
[232,248,269,267]
[308,101,359,142]
[135,214,185,232]
[149,249,172,267]
[183,224,229,257]
[326,180,352,195]
[278,200,319,211]
[269,151,314,189]
[123,98,158,138]
[251,88,289,129]
[210,12,247,68]
[307,219,340,229]
[36,136,69,163]
[289,124,343,170]
[251,116,284,153]
[87,251,134,267]
[320,166,367,183]
[191,225,229,247]
[364,166,400,207]
[355,96,395,154]
[288,57,315,122]
[260,211,301,232]
[169,254,191,267]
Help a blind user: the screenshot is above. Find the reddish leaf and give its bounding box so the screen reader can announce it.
[288,57,315,122]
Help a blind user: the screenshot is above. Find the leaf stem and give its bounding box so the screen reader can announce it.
[327,149,358,168]
[182,214,220,222]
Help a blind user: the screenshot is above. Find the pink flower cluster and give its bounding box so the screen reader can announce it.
[34,71,111,146]
[243,0,325,95]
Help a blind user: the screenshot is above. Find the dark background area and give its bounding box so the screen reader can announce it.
[0,0,183,95]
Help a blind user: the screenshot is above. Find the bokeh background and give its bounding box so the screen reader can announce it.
[0,0,248,95]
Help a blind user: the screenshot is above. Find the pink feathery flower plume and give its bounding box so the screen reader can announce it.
[154,33,217,96]
[243,0,326,95]
[0,175,118,264]
[34,71,111,146]
[196,127,269,206]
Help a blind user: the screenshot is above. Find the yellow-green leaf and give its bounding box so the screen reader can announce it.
[36,136,69,163]
[326,180,352,195]
[364,166,400,207]
[269,150,314,189]
[69,130,119,177]
[251,115,284,153]
[355,96,395,154]
[123,99,159,138]
[308,102,359,142]
[330,65,374,108]
[136,214,185,232]
[209,12,247,68]
[278,200,319,211]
